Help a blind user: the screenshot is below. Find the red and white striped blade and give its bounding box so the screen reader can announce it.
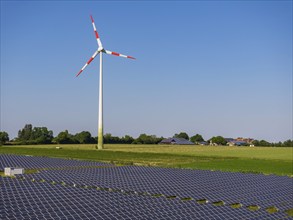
[76,50,99,77]
[90,15,103,48]
[104,50,135,60]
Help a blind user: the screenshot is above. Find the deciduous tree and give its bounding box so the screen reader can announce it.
[190,134,204,143]
[17,124,53,144]
[121,135,134,144]
[210,136,227,145]
[0,131,9,145]
[282,139,292,147]
[17,124,33,141]
[173,132,189,140]
[54,130,76,144]
[74,131,95,144]
[133,134,163,144]
[31,127,53,144]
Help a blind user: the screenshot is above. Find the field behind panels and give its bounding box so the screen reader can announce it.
[0,154,292,220]
[0,145,292,175]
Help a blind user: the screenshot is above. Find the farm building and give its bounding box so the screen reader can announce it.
[227,141,248,146]
[226,137,254,146]
[159,138,194,145]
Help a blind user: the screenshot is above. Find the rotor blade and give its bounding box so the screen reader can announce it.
[76,50,99,77]
[104,50,135,60]
[90,15,103,48]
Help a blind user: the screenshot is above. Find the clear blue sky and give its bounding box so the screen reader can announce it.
[1,1,292,142]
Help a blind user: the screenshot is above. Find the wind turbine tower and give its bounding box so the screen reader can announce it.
[76,15,135,149]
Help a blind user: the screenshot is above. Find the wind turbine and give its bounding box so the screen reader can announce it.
[76,15,135,150]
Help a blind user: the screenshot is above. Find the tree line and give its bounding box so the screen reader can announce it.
[0,124,163,145]
[0,124,292,147]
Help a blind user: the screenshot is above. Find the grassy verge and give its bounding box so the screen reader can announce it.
[4,145,291,160]
[286,209,293,217]
[0,145,292,176]
[266,206,278,214]
[247,205,260,211]
[230,203,242,208]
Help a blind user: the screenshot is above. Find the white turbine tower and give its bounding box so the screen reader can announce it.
[76,15,135,150]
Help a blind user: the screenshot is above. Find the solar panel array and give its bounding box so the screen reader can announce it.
[1,154,292,219]
[0,154,109,171]
[23,166,293,211]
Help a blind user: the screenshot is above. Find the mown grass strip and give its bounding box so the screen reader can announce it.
[285,209,293,217]
[213,201,225,206]
[230,203,242,209]
[266,206,278,214]
[247,205,260,211]
[152,194,163,198]
[181,197,193,201]
[165,195,177,199]
[196,199,208,204]
[0,146,292,176]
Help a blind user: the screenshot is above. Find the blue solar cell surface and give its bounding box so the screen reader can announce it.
[0,154,109,171]
[24,166,293,210]
[1,154,292,219]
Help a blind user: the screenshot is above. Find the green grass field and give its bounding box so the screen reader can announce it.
[0,144,292,176]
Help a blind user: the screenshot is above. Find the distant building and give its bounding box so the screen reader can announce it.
[227,141,247,146]
[235,137,254,144]
[225,138,234,143]
[226,137,254,146]
[159,138,194,145]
